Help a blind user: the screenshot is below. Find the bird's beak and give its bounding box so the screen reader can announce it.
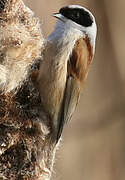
[52,13,64,22]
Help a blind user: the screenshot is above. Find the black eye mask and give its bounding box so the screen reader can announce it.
[59,7,93,27]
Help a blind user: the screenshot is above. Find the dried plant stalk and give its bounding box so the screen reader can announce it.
[0,0,57,179]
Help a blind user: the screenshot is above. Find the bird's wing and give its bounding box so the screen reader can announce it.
[56,74,80,141]
[56,37,93,142]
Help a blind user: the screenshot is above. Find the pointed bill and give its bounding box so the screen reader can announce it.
[52,13,65,22]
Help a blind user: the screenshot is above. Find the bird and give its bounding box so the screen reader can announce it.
[38,5,97,143]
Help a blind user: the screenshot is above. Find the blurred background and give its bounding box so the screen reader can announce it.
[24,0,125,179]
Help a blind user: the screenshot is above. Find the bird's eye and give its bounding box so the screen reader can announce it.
[71,11,80,19]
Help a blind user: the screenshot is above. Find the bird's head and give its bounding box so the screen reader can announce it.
[53,5,97,50]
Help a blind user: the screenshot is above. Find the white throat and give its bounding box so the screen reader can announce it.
[48,18,96,55]
[48,20,84,59]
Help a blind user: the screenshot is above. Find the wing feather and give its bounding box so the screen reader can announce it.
[56,37,93,142]
[56,75,80,141]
